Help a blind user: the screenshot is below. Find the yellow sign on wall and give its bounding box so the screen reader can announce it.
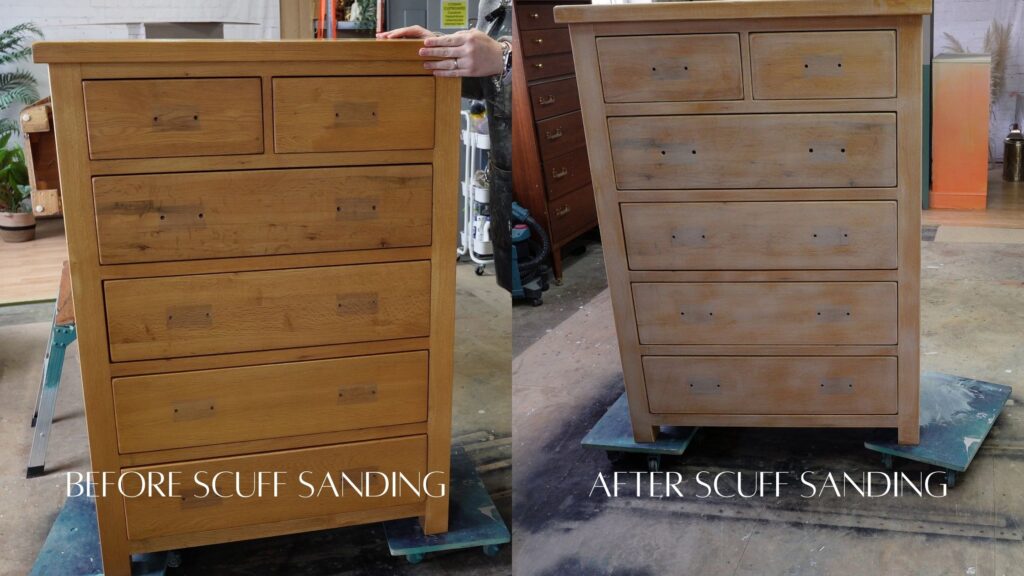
[441,0,468,29]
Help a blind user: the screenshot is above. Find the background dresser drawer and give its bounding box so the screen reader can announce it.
[522,28,572,57]
[515,3,566,31]
[122,436,427,540]
[82,78,263,160]
[750,31,897,100]
[609,113,897,189]
[547,183,597,244]
[273,77,434,153]
[536,111,585,158]
[543,147,591,199]
[529,77,581,121]
[94,165,432,264]
[105,261,431,362]
[632,282,897,345]
[113,351,428,453]
[644,356,897,414]
[597,34,743,103]
[524,53,577,81]
[621,201,898,270]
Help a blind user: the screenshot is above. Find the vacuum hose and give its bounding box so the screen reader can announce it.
[519,212,550,271]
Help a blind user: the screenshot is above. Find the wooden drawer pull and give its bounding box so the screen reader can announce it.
[554,204,571,217]
[538,95,556,106]
[551,167,569,179]
[545,127,562,141]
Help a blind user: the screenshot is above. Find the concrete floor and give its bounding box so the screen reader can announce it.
[513,195,1024,574]
[0,261,510,576]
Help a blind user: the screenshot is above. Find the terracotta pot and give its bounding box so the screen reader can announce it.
[0,211,36,243]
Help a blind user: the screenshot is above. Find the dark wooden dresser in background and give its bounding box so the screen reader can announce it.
[512,0,596,283]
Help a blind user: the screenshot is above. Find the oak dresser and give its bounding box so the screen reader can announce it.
[34,40,459,574]
[555,0,930,445]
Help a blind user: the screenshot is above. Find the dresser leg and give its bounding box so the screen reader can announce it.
[99,550,132,576]
[420,494,450,535]
[632,424,658,443]
[897,423,920,446]
[551,248,563,285]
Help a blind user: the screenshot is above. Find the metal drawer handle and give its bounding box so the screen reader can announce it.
[529,12,540,19]
[533,62,544,70]
[533,38,544,44]
[545,128,562,141]
[538,95,556,106]
[555,205,571,217]
[552,167,568,179]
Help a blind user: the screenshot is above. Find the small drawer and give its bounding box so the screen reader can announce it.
[515,3,564,31]
[609,113,897,190]
[113,351,428,453]
[547,183,597,244]
[644,356,897,414]
[121,436,427,540]
[529,77,580,122]
[751,31,897,100]
[597,34,743,103]
[524,53,576,82]
[536,111,585,159]
[82,78,263,160]
[632,282,897,345]
[621,201,897,271]
[93,165,432,264]
[273,77,434,153]
[104,261,431,362]
[543,147,591,200]
[522,28,573,58]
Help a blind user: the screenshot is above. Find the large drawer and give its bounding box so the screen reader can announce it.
[609,113,897,189]
[632,282,897,345]
[597,34,743,103]
[547,183,597,244]
[621,201,898,270]
[94,165,432,264]
[104,261,431,362]
[273,77,434,153]
[113,351,428,453]
[644,356,898,414]
[543,146,591,200]
[522,28,573,57]
[750,31,897,100]
[524,53,576,82]
[536,111,586,159]
[82,78,263,160]
[121,436,427,540]
[529,77,581,121]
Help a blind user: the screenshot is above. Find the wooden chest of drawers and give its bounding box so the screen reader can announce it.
[512,0,598,282]
[35,41,459,575]
[555,0,930,445]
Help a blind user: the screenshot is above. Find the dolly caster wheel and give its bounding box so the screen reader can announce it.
[166,551,183,569]
[881,454,893,470]
[530,298,543,307]
[482,544,501,557]
[945,470,957,488]
[647,455,661,472]
[475,266,485,276]
[606,451,628,467]
[406,553,425,564]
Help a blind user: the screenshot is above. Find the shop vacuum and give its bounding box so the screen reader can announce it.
[510,202,550,306]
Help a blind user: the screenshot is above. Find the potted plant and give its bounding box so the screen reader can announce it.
[0,133,33,242]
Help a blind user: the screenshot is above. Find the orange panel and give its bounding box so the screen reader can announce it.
[931,55,991,210]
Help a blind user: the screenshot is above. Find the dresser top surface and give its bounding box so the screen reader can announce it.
[553,0,932,24]
[33,39,436,64]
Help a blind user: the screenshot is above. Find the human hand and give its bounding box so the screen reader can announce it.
[418,29,504,78]
[375,25,438,39]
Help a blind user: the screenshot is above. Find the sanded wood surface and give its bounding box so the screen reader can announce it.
[121,436,427,540]
[93,165,432,264]
[34,39,435,63]
[54,260,75,325]
[609,113,897,189]
[621,201,898,270]
[750,31,897,100]
[632,282,898,345]
[83,78,263,160]
[273,76,434,153]
[554,0,932,23]
[598,34,743,103]
[644,356,898,414]
[104,261,431,362]
[112,351,428,453]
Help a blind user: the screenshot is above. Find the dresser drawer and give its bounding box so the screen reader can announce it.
[597,34,743,103]
[536,111,585,159]
[516,3,565,31]
[82,78,263,160]
[547,183,597,244]
[94,165,432,264]
[543,147,591,200]
[121,436,427,540]
[609,113,897,189]
[529,77,581,121]
[621,201,897,270]
[104,261,430,362]
[632,282,897,345]
[524,53,576,82]
[644,356,897,414]
[113,351,428,453]
[522,28,573,57]
[750,31,897,100]
[273,77,434,153]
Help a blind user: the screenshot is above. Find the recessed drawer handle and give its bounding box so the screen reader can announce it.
[554,205,571,217]
[552,167,568,179]
[533,62,545,70]
[537,95,556,106]
[545,128,562,141]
